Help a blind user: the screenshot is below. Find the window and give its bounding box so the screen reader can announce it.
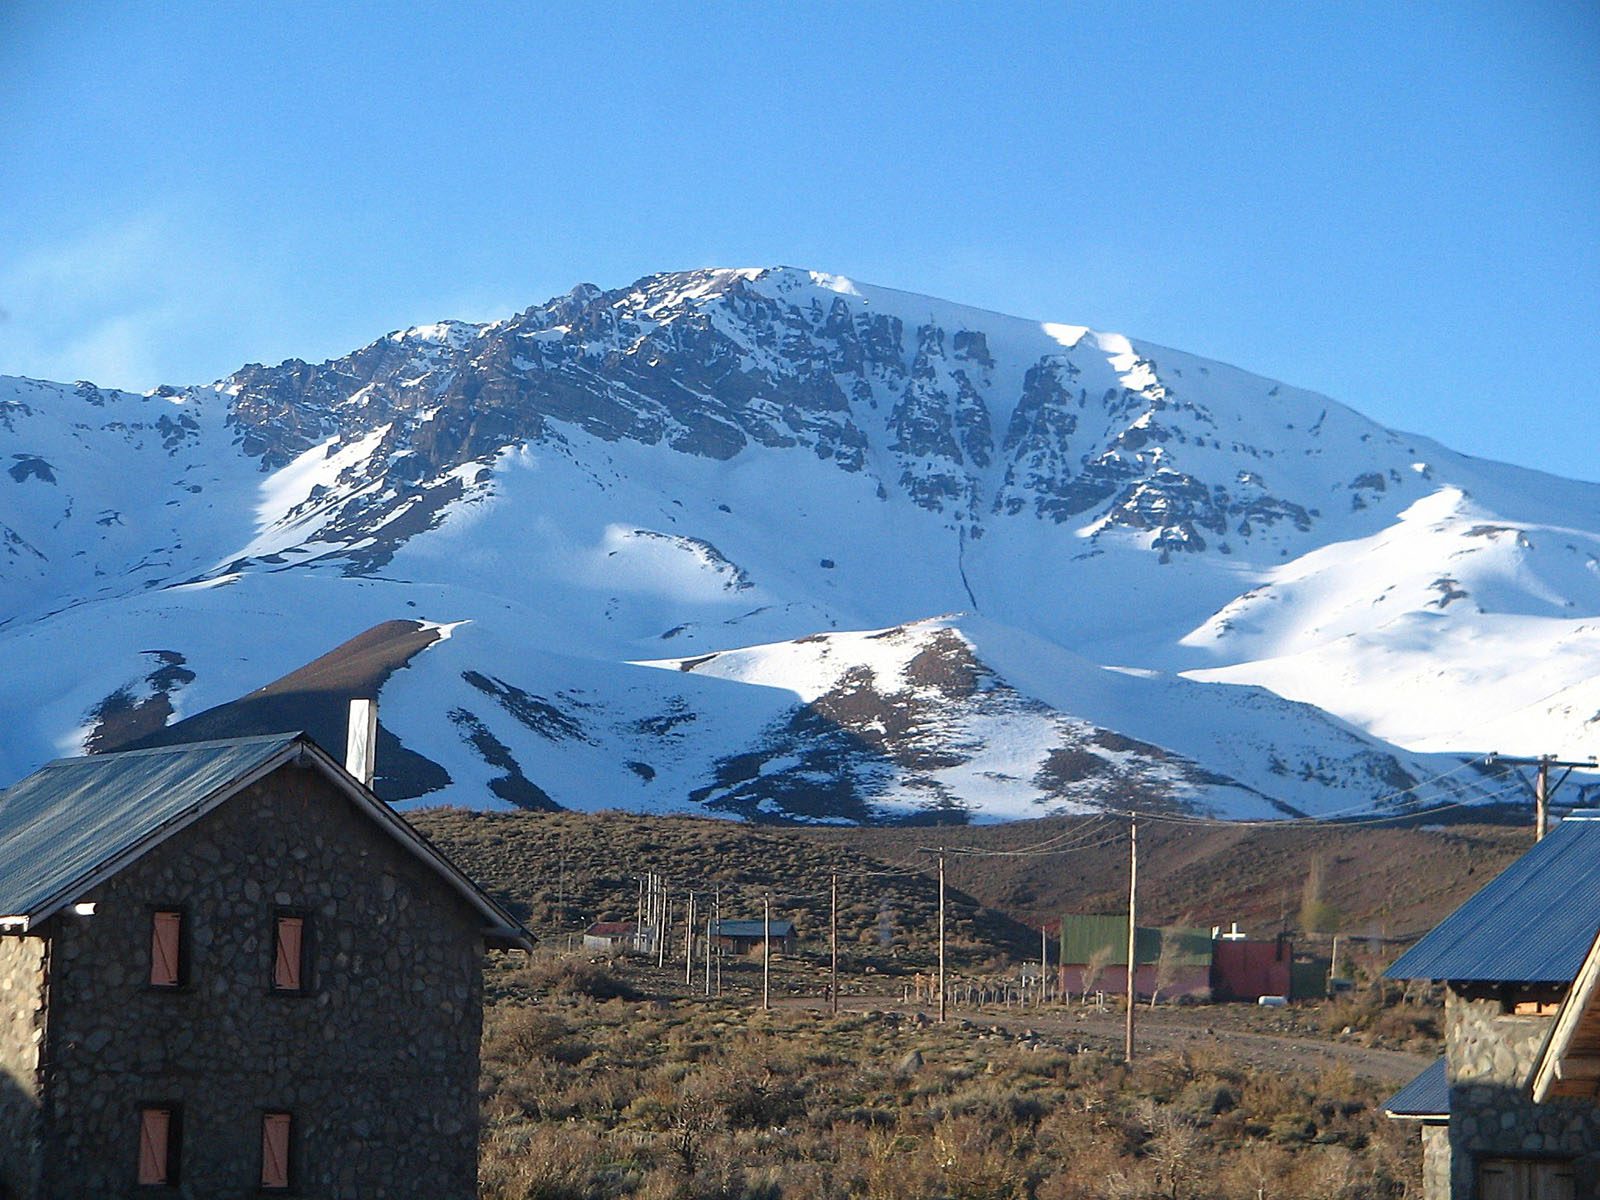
[1501,984,1567,1016]
[136,1104,180,1186]
[272,910,310,994]
[260,1111,293,1190]
[148,910,185,988]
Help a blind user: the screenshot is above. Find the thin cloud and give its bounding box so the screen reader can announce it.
[0,211,242,390]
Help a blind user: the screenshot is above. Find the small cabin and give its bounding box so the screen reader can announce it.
[1056,915,1213,1002]
[583,920,640,952]
[712,918,794,955]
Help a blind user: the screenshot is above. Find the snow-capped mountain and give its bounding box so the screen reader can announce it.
[3,266,1596,821]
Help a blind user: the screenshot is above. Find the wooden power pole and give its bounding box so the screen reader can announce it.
[938,848,947,1024]
[762,895,772,1011]
[1040,924,1048,1008]
[1124,819,1138,1064]
[830,870,839,1015]
[1488,753,1597,840]
[685,892,695,987]
[659,893,670,969]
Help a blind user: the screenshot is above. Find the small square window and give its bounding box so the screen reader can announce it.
[149,910,186,989]
[136,1103,181,1186]
[272,911,310,994]
[261,1111,293,1190]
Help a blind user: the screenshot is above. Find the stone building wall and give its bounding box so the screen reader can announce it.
[1420,1123,1450,1200]
[0,935,46,1199]
[38,763,486,1199]
[1445,985,1600,1198]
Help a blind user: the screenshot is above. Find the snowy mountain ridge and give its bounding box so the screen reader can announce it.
[2,266,1597,821]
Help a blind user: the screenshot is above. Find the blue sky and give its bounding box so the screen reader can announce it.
[2,2,1596,478]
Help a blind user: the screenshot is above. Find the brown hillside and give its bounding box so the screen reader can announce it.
[807,813,1534,943]
[410,808,1039,969]
[413,807,1534,966]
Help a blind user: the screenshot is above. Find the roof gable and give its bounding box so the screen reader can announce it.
[1386,813,1600,984]
[0,733,530,948]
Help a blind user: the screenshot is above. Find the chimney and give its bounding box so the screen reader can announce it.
[345,698,378,787]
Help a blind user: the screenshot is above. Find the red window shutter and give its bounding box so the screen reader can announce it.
[137,1107,170,1185]
[261,1112,291,1189]
[150,912,182,987]
[273,916,304,991]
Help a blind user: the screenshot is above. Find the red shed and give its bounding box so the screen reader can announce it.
[1212,934,1293,1001]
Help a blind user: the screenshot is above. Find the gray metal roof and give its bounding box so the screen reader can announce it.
[713,919,795,938]
[1384,1058,1448,1119]
[0,734,301,923]
[0,733,532,948]
[1386,812,1600,983]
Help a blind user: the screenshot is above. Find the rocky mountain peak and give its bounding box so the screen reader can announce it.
[6,267,1599,821]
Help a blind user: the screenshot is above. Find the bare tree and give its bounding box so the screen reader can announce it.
[1140,1100,1203,1200]
[1081,943,1114,1004]
[1299,853,1341,934]
[1150,930,1183,1009]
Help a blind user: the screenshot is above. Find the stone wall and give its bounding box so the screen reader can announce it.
[0,935,46,1199]
[38,763,486,1198]
[1445,984,1600,1198]
[1420,1123,1449,1200]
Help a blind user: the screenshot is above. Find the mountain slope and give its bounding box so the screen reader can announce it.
[2,266,1596,819]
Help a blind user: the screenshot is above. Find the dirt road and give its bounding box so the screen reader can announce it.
[780,995,1433,1087]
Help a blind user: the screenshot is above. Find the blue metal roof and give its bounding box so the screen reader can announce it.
[0,734,303,923]
[1387,812,1600,983]
[1384,1058,1448,1119]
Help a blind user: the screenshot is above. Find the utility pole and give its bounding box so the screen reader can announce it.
[830,870,839,1015]
[685,892,695,987]
[558,833,567,923]
[1124,819,1138,1065]
[659,893,670,970]
[704,911,712,996]
[1040,924,1048,1008]
[938,847,947,1025]
[714,887,722,997]
[763,895,772,1011]
[1488,753,1597,840]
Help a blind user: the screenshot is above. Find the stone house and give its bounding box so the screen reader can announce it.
[0,725,530,1199]
[1386,810,1600,1199]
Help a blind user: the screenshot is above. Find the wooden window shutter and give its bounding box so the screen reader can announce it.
[137,1106,171,1185]
[1477,1158,1577,1200]
[261,1112,292,1189]
[150,911,182,987]
[273,915,304,991]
